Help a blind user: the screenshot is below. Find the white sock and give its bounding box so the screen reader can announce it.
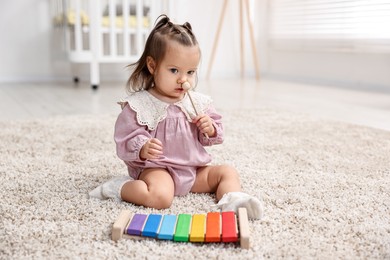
[89,175,132,200]
[215,192,264,220]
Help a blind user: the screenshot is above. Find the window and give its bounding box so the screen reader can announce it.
[268,0,390,52]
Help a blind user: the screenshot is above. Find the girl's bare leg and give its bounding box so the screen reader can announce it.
[121,168,175,209]
[191,164,241,200]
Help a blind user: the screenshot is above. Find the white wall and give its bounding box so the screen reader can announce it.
[267,49,390,91]
[0,0,389,91]
[0,0,55,81]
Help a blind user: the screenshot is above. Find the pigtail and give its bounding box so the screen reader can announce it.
[153,14,170,31]
[182,22,192,31]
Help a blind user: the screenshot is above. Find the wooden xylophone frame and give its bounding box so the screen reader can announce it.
[112,207,250,249]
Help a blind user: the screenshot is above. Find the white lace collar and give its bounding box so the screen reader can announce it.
[118,90,212,130]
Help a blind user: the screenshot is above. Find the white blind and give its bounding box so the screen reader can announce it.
[269,0,390,52]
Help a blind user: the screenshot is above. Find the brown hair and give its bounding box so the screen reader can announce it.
[126,14,199,93]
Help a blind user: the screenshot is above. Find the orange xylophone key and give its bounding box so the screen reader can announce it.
[205,212,221,242]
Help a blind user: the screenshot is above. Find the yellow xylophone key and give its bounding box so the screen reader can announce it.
[189,214,206,242]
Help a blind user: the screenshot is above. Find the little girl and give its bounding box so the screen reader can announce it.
[89,15,263,219]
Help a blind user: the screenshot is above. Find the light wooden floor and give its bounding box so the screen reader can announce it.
[1,78,389,131]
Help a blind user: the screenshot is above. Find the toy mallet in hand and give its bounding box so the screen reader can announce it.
[182,82,209,139]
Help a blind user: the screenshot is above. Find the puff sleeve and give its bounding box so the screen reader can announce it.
[114,104,151,162]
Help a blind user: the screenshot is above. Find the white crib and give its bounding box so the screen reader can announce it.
[51,0,170,89]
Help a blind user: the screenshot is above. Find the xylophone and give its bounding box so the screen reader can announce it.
[112,208,250,249]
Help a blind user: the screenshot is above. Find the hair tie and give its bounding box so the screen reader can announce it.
[154,15,170,31]
[182,22,192,31]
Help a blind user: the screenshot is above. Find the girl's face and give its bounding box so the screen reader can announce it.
[147,41,200,103]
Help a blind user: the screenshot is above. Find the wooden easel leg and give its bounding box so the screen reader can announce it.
[244,0,260,80]
[206,0,228,80]
[239,0,244,78]
[207,0,260,80]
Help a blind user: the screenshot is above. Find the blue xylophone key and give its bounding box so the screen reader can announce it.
[142,214,162,238]
[157,215,177,240]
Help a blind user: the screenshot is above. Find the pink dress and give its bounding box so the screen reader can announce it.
[114,90,224,195]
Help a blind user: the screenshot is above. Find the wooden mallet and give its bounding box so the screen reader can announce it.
[182,82,209,139]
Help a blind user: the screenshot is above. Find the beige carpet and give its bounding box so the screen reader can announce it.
[1,109,389,259]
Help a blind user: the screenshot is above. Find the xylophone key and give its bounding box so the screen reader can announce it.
[189,214,206,242]
[221,211,238,242]
[127,213,147,236]
[174,214,192,242]
[205,212,221,242]
[158,214,177,240]
[142,214,162,238]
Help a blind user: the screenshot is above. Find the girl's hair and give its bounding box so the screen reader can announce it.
[126,14,199,93]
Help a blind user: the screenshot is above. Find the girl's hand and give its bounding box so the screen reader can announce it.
[140,138,163,160]
[192,114,216,137]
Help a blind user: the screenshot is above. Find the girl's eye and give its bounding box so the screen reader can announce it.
[170,68,178,74]
[188,70,195,75]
